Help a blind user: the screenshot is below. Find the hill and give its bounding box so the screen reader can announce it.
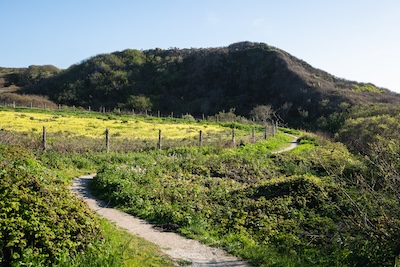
[13,42,400,131]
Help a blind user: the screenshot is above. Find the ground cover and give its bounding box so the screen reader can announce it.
[2,107,399,266]
[0,109,224,138]
[0,108,269,151]
[90,134,392,266]
[0,144,175,266]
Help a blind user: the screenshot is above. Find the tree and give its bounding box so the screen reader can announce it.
[249,105,273,124]
[124,95,153,112]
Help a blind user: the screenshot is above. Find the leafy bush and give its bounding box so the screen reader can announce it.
[0,145,101,266]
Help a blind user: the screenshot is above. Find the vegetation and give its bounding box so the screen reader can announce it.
[0,108,271,152]
[15,42,399,132]
[0,65,60,88]
[1,42,400,266]
[88,131,400,266]
[0,143,176,266]
[0,145,100,266]
[56,218,174,267]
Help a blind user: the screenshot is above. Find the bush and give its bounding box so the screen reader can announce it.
[0,145,101,266]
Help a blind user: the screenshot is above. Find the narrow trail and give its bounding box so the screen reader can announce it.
[71,175,251,267]
[272,134,299,154]
[70,135,298,266]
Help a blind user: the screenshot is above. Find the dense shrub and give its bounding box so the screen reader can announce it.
[0,145,101,266]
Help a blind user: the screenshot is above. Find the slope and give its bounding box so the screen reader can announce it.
[19,42,400,131]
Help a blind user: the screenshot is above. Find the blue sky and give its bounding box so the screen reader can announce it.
[1,0,400,93]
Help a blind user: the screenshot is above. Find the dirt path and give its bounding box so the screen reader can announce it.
[70,136,299,266]
[71,175,251,267]
[272,134,299,154]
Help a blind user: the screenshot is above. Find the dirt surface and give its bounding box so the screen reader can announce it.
[71,175,251,267]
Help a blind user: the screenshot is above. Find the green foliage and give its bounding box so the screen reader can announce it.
[352,83,383,93]
[10,65,60,87]
[19,42,400,132]
[121,94,153,112]
[0,145,101,266]
[337,108,400,155]
[89,135,400,266]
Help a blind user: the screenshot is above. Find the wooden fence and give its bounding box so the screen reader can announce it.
[0,102,279,153]
[36,126,277,153]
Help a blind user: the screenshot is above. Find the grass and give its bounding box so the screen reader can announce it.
[0,108,276,152]
[0,143,176,267]
[0,109,224,139]
[85,131,400,266]
[56,218,175,267]
[0,108,304,266]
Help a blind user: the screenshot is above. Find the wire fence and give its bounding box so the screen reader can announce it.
[0,126,277,153]
[0,102,278,153]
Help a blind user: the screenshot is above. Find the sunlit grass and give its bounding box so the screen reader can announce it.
[0,109,229,140]
[0,108,281,152]
[56,218,175,267]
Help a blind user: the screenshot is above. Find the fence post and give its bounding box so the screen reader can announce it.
[13,101,15,108]
[88,106,91,112]
[42,126,47,151]
[157,129,162,150]
[232,129,236,147]
[30,102,33,109]
[157,111,160,118]
[105,129,110,153]
[199,130,203,149]
[264,126,268,140]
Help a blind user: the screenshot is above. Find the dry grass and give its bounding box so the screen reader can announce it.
[0,92,57,109]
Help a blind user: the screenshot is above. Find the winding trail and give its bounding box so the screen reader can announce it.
[71,175,251,267]
[272,134,299,154]
[70,135,298,266]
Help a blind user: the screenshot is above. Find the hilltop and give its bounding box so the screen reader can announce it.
[4,42,400,131]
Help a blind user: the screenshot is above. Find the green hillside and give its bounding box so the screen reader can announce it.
[15,42,400,132]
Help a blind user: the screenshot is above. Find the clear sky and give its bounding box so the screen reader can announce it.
[1,0,400,93]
